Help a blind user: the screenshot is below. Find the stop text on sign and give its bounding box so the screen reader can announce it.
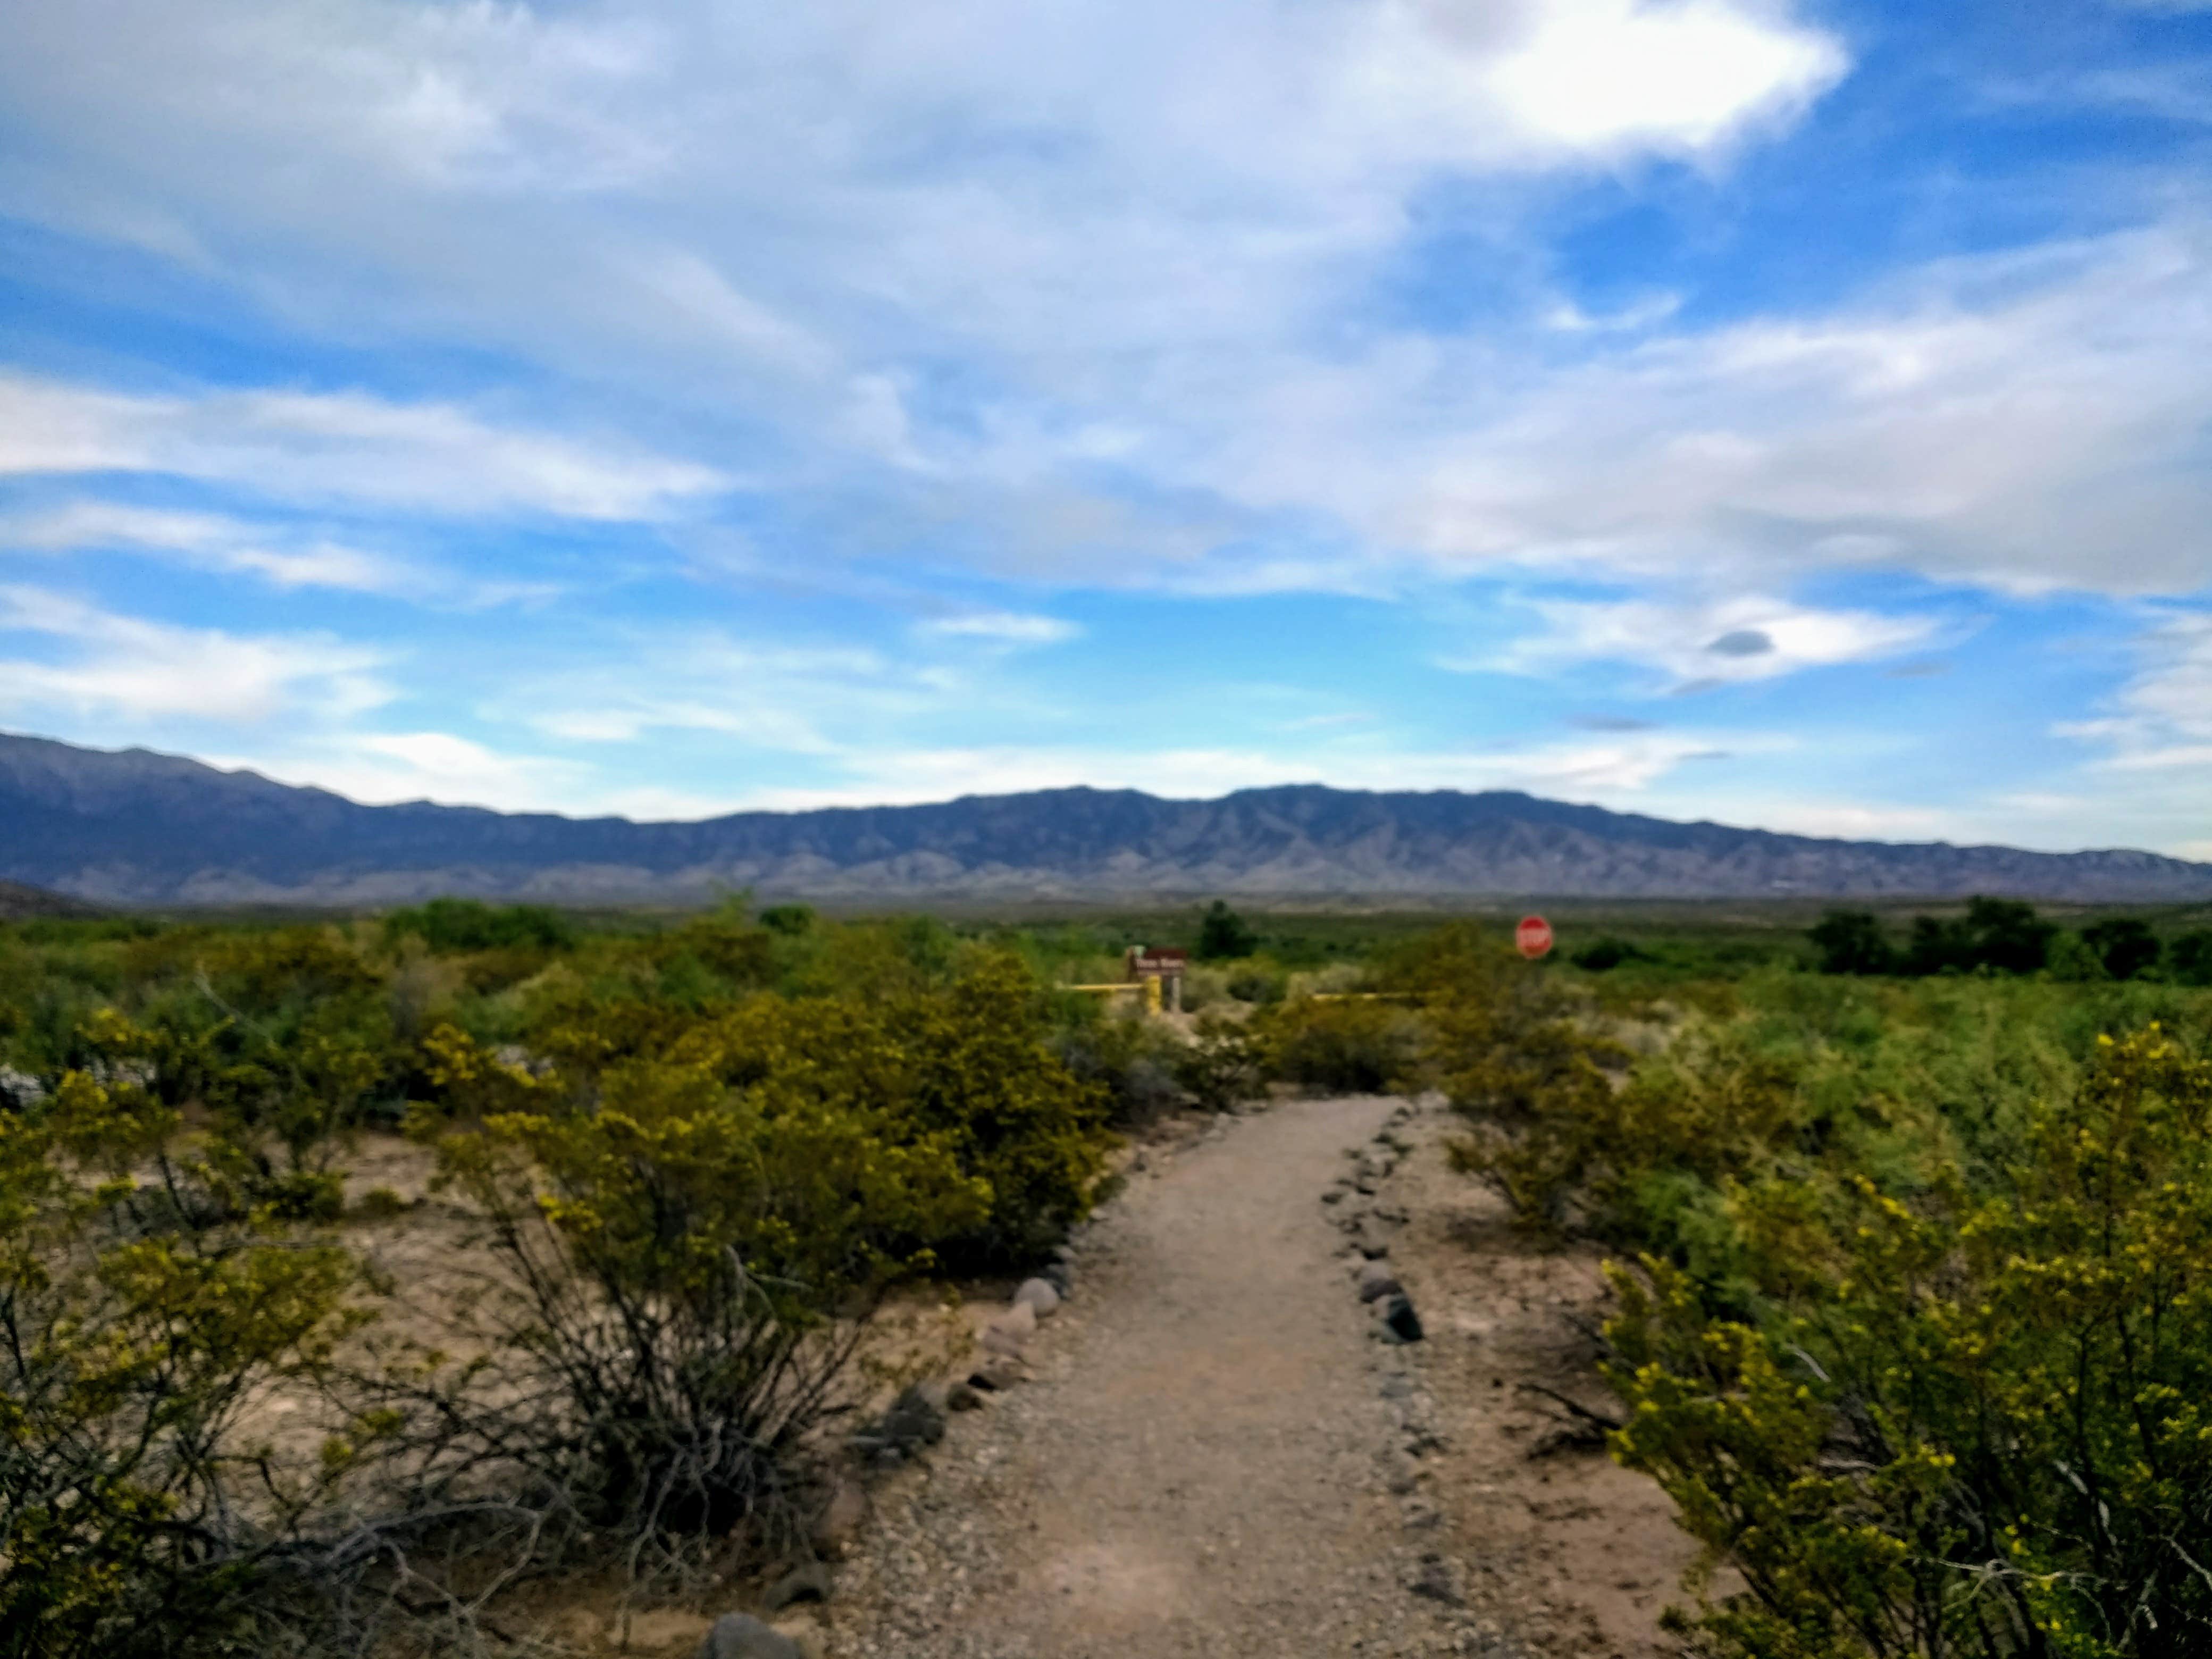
[1515,916,1553,960]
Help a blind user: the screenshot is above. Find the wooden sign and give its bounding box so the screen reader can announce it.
[1125,946,1190,980]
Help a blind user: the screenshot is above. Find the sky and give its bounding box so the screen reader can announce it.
[1,0,2209,854]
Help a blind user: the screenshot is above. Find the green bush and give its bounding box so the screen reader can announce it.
[1049,1004,1187,1127]
[382,898,577,954]
[416,1025,991,1547]
[1606,1028,2212,1659]
[2081,916,2161,981]
[0,1072,370,1658]
[1807,909,1896,975]
[1173,1013,1269,1112]
[2176,930,2212,987]
[1570,935,1656,973]
[1254,997,1421,1093]
[1226,966,1287,1004]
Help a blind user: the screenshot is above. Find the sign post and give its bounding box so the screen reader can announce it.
[1515,915,1554,961]
[1125,946,1190,1013]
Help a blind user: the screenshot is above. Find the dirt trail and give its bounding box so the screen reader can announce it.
[833,1095,1522,1658]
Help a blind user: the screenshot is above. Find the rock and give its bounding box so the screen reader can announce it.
[1409,1554,1465,1607]
[1356,1262,1403,1303]
[1352,1212,1401,1254]
[1040,1260,1073,1295]
[869,1383,945,1452]
[1051,1241,1078,1264]
[697,1613,802,1659]
[1013,1278,1061,1318]
[966,1354,1029,1390]
[981,1324,1028,1358]
[809,1481,867,1556]
[1381,1294,1425,1344]
[946,1380,984,1411]
[996,1299,1038,1337]
[763,1561,832,1612]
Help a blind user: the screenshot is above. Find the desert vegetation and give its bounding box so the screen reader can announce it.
[5,894,2212,1656]
[1436,907,2212,1658]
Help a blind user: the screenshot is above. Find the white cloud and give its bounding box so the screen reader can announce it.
[3,501,422,594]
[502,635,935,755]
[1459,0,1845,158]
[1474,594,1937,686]
[1177,223,2212,598]
[0,375,728,520]
[0,0,1845,543]
[3,0,2203,609]
[919,611,1082,645]
[2057,608,2212,772]
[0,585,391,722]
[196,730,740,819]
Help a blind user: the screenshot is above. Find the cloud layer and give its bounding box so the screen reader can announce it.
[0,1,2207,851]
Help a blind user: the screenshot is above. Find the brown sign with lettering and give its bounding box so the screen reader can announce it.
[1125,947,1190,980]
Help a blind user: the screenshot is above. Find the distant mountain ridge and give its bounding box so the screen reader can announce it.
[4,731,2209,906]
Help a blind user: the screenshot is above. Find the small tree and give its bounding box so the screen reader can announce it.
[1194,901,1259,961]
[2081,916,2160,981]
[1808,910,1897,975]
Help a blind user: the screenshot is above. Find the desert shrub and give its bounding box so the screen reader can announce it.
[1049,1005,1187,1127]
[382,899,576,955]
[2175,931,2212,987]
[2081,916,2161,981]
[458,949,1113,1264]
[352,1185,409,1219]
[875,953,1116,1261]
[1904,898,2056,977]
[1808,909,1897,975]
[1226,966,1287,1004]
[1173,1013,1269,1112]
[1605,1028,2212,1659]
[1570,935,1656,973]
[1254,997,1422,1093]
[2046,929,2112,982]
[205,927,386,1013]
[0,1071,371,1658]
[1426,966,1636,1230]
[408,1037,989,1564]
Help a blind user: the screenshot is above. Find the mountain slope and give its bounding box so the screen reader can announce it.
[4,731,2208,905]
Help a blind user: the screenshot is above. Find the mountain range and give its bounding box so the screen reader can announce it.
[4,731,2209,907]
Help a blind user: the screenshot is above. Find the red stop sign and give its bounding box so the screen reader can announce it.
[1515,915,1554,960]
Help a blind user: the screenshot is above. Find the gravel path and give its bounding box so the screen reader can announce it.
[831,1096,1517,1657]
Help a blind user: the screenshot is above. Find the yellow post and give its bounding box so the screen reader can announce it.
[1144,976,1162,1015]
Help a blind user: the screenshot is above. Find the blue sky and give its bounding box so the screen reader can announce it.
[1,0,2208,854]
